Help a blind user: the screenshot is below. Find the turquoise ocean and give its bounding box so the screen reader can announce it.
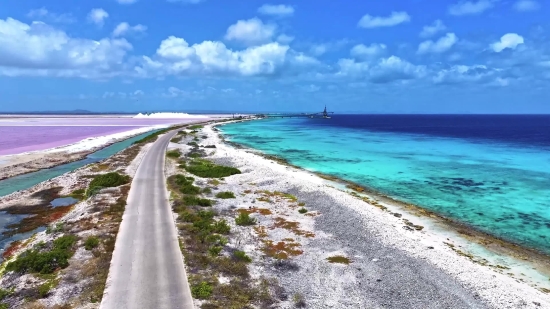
[220,115,550,255]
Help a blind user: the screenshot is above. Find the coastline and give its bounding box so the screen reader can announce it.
[212,120,550,305]
[217,120,550,274]
[0,119,546,307]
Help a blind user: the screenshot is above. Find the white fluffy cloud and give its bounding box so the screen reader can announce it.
[0,18,132,77]
[350,43,387,58]
[112,22,147,37]
[358,11,410,29]
[308,40,349,56]
[420,20,446,38]
[490,33,524,52]
[87,8,109,27]
[448,0,494,15]
[433,64,496,84]
[418,33,458,54]
[225,18,276,46]
[337,56,426,83]
[138,36,295,77]
[27,8,75,24]
[258,4,294,17]
[514,0,540,12]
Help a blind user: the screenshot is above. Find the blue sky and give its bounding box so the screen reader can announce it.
[0,0,549,113]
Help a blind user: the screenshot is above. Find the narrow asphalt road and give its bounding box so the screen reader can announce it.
[101,131,194,309]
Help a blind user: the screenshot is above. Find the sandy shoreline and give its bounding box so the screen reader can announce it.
[200,121,550,308]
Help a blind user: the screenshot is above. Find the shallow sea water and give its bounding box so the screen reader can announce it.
[221,116,550,254]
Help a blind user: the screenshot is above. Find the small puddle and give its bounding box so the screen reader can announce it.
[50,197,79,207]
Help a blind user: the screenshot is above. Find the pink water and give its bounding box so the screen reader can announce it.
[0,117,199,156]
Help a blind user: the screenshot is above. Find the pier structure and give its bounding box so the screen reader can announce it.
[258,106,334,119]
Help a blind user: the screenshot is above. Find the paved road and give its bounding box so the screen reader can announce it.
[101,131,194,309]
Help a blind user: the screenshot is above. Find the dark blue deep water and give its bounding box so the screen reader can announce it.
[222,115,550,254]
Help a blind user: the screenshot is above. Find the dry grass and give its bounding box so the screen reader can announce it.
[262,240,303,260]
[238,208,272,216]
[326,255,351,265]
[271,217,315,238]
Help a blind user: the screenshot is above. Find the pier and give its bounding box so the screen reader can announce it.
[258,106,334,119]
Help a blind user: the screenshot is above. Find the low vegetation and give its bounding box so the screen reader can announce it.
[69,188,86,200]
[235,212,256,226]
[84,236,100,250]
[185,159,241,178]
[87,172,130,197]
[168,158,282,308]
[215,191,236,199]
[6,235,77,274]
[233,250,252,263]
[191,281,213,299]
[326,255,351,265]
[166,149,181,158]
[171,136,183,143]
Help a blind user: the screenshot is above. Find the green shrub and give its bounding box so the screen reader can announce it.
[38,279,58,298]
[69,189,85,200]
[189,125,204,130]
[213,219,231,234]
[166,150,181,158]
[187,141,198,147]
[191,282,213,299]
[216,191,235,199]
[84,236,100,250]
[7,249,71,274]
[202,187,212,194]
[206,234,228,246]
[87,172,130,197]
[185,159,241,178]
[188,152,202,158]
[208,245,223,257]
[53,235,78,251]
[183,196,213,207]
[235,213,256,226]
[233,250,252,263]
[181,184,201,195]
[298,208,308,214]
[170,136,183,143]
[0,289,11,301]
[6,235,77,274]
[0,304,8,309]
[193,137,200,141]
